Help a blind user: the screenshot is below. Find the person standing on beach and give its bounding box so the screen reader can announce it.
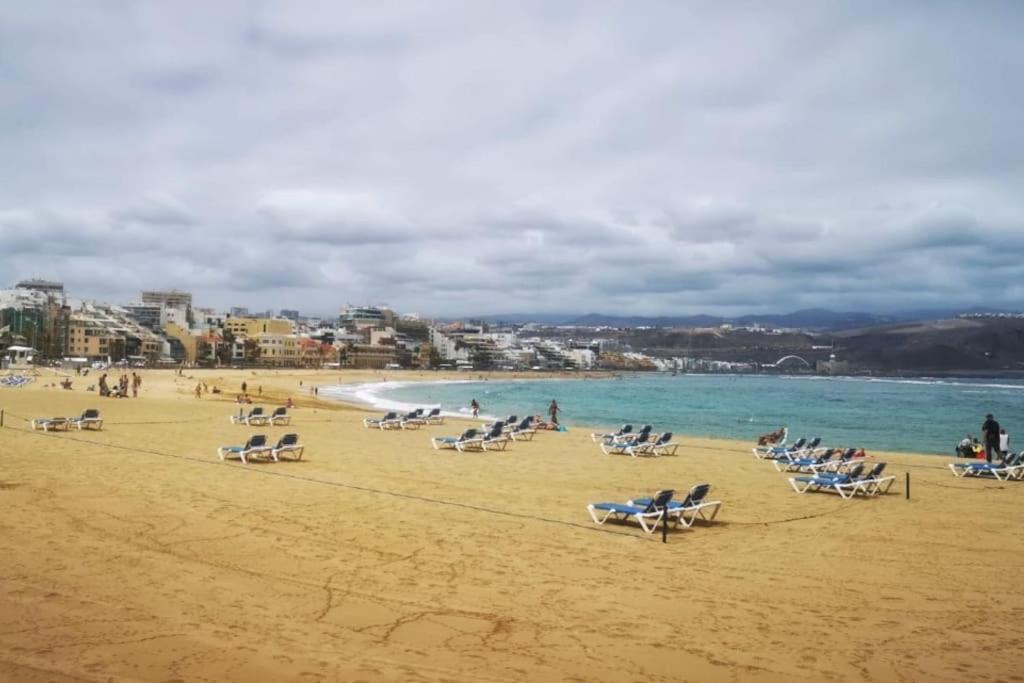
[195,382,202,399]
[999,428,1009,458]
[241,381,247,394]
[982,413,1001,463]
[470,399,480,417]
[548,399,560,426]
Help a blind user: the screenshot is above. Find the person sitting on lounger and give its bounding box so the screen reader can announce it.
[758,427,786,446]
[532,414,555,430]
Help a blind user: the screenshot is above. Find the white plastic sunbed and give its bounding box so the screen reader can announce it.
[69,409,103,430]
[217,434,271,464]
[588,489,675,534]
[31,417,70,432]
[629,483,722,528]
[269,433,304,461]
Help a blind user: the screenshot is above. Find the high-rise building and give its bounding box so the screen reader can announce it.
[16,279,65,302]
[142,290,193,325]
[280,309,300,320]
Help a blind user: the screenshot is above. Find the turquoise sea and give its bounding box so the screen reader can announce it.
[322,374,1024,456]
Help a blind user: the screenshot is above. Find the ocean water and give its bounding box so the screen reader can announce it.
[321,374,1024,456]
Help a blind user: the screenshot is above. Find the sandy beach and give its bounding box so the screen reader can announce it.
[1,368,1021,682]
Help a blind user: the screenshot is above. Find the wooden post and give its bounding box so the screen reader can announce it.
[905,472,910,500]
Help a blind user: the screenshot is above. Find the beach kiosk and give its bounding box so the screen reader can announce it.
[3,345,36,370]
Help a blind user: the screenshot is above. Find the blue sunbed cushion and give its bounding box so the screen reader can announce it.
[591,503,645,515]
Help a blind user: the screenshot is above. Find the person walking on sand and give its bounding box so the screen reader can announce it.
[195,382,202,399]
[470,399,480,417]
[982,413,1001,463]
[548,399,561,426]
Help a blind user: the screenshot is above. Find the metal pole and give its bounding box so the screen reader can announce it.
[1,409,4,427]
[905,472,910,500]
[661,507,668,544]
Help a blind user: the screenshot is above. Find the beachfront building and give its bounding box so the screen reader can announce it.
[0,285,71,361]
[224,316,295,338]
[123,303,163,329]
[255,333,298,366]
[339,305,395,332]
[141,290,193,325]
[162,321,197,364]
[68,304,163,363]
[340,342,398,369]
[16,278,66,302]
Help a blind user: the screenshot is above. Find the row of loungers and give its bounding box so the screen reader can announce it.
[230,406,291,426]
[363,408,444,430]
[433,416,539,452]
[32,409,103,431]
[591,424,679,457]
[754,435,895,499]
[588,484,722,534]
[950,451,1024,480]
[217,434,305,464]
[789,461,895,499]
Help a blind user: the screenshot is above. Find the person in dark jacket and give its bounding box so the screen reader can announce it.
[982,413,1001,463]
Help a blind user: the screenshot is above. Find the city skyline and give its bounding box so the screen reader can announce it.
[2,3,1023,316]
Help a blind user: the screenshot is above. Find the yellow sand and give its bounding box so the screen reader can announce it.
[0,368,1019,682]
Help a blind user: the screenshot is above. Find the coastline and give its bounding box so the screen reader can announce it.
[0,367,1019,681]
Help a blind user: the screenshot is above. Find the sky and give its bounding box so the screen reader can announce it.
[2,1,1023,318]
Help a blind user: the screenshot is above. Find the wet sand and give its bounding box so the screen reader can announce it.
[0,368,1020,681]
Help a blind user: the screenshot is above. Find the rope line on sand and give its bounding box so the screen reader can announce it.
[1,424,859,533]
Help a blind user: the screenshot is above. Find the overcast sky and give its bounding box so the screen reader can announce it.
[2,2,1023,318]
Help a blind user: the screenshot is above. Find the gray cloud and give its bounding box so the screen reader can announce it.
[1,2,1023,317]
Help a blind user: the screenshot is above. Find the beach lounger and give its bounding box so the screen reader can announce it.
[400,410,426,430]
[630,483,722,528]
[601,427,653,455]
[949,451,1022,480]
[432,428,479,450]
[31,416,70,432]
[853,462,896,495]
[269,433,304,461]
[482,415,517,433]
[624,431,679,457]
[231,406,267,426]
[773,447,837,473]
[754,437,807,460]
[811,447,864,473]
[69,409,103,430]
[789,463,867,499]
[217,434,271,464]
[424,407,444,425]
[587,489,675,534]
[457,422,509,452]
[590,424,633,444]
[509,416,537,441]
[363,412,402,430]
[268,407,291,426]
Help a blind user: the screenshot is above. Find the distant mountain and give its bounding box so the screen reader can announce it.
[468,307,1011,331]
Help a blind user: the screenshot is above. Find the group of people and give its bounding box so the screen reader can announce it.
[957,413,1009,462]
[98,372,141,398]
[470,398,562,428]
